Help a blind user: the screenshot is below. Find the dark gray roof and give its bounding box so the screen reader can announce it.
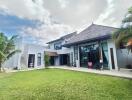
[64,24,117,46]
[47,32,77,44]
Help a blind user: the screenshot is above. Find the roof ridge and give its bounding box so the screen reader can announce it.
[60,31,77,39]
[47,31,77,44]
[92,23,119,29]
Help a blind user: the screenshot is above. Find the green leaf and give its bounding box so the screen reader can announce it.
[6,50,21,60]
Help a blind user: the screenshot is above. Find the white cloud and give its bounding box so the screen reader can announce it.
[58,0,69,8]
[0,0,50,22]
[0,0,131,45]
[95,0,132,27]
[44,0,108,31]
[95,0,115,25]
[21,23,73,45]
[0,0,73,45]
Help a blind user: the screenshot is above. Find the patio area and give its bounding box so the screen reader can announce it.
[49,66,132,79]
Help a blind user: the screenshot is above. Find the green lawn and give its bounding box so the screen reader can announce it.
[0,69,132,100]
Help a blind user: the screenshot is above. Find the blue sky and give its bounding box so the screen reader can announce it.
[0,0,131,45]
[0,13,38,37]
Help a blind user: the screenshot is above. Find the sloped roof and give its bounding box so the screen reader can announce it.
[47,32,77,44]
[64,24,117,46]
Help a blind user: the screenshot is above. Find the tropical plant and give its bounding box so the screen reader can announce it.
[44,54,50,68]
[0,33,21,72]
[113,7,132,52]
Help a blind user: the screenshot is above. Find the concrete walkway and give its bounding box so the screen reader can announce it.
[4,66,132,79]
[50,66,132,79]
[4,68,44,73]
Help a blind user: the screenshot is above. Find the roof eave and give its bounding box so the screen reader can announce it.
[63,35,111,47]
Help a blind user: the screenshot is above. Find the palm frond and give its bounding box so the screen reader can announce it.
[9,35,18,41]
[115,33,126,48]
[3,35,18,53]
[128,7,132,14]
[121,34,132,42]
[122,15,132,23]
[0,33,8,51]
[6,50,21,60]
[0,50,6,59]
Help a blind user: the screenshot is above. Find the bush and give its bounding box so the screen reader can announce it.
[44,54,50,68]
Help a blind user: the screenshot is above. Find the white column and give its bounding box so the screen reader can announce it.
[107,40,119,70]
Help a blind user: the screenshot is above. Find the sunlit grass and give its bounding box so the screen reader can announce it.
[0,69,132,100]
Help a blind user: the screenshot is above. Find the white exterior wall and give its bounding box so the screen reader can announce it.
[48,40,74,66]
[3,37,23,69]
[107,39,118,70]
[49,43,55,50]
[52,47,73,66]
[57,47,73,54]
[25,44,45,69]
[117,49,132,68]
[4,38,45,70]
[54,56,60,66]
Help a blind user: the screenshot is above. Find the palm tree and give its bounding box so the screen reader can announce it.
[0,33,21,72]
[113,7,132,52]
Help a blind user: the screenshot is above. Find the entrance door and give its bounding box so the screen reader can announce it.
[60,54,70,65]
[28,54,35,68]
[110,48,115,69]
[50,56,55,66]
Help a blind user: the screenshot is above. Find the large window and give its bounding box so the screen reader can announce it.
[74,46,78,66]
[79,42,109,69]
[101,42,109,69]
[80,43,100,68]
[54,42,62,50]
[37,53,41,66]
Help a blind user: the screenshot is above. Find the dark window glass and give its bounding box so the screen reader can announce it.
[79,44,100,68]
[54,42,62,50]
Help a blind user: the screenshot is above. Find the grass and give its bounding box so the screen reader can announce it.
[0,69,132,100]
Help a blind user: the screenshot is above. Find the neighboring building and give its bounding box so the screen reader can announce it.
[4,37,45,70]
[46,32,77,66]
[64,24,132,70]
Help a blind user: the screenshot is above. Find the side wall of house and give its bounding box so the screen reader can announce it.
[3,37,23,69]
[25,44,45,69]
[117,49,132,68]
[48,40,74,66]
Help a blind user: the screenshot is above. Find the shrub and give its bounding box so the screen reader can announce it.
[44,54,50,68]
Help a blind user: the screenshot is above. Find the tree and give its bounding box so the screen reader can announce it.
[113,7,132,52]
[0,33,21,72]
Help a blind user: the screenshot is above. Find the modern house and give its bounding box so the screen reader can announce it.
[4,24,132,70]
[46,32,76,66]
[4,37,45,70]
[48,24,132,70]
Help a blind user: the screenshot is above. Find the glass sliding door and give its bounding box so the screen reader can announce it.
[79,46,89,67]
[79,43,100,68]
[101,42,109,69]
